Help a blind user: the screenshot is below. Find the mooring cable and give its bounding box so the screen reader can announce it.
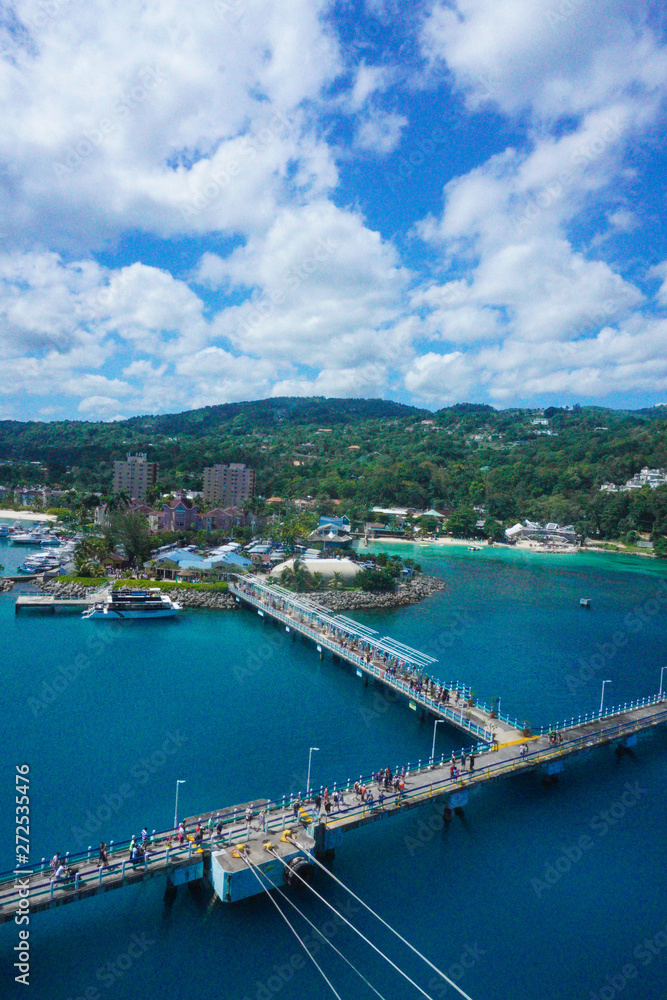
[268,849,438,1000]
[285,836,477,1000]
[239,853,344,1000]
[251,857,389,1000]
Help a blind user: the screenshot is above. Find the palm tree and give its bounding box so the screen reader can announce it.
[106,491,131,511]
[330,571,343,590]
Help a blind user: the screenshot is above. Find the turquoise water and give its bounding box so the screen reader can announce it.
[1,544,666,999]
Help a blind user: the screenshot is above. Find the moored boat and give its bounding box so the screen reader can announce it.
[82,589,181,620]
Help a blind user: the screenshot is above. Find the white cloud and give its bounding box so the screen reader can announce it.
[202,200,410,366]
[354,110,408,154]
[0,0,344,250]
[420,0,667,120]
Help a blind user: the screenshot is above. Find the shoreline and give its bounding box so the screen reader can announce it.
[11,572,447,611]
[360,536,656,559]
[0,509,57,522]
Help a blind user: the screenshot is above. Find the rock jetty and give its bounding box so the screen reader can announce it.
[28,573,446,612]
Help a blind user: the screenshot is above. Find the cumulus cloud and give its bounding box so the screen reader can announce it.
[0,0,666,417]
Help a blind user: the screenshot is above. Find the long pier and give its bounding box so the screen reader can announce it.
[229,577,522,743]
[2,698,665,923]
[14,587,110,613]
[3,574,666,922]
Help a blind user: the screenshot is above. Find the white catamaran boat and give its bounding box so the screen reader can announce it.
[82,589,181,620]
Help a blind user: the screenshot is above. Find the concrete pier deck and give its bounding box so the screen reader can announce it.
[1,699,664,923]
[15,588,110,612]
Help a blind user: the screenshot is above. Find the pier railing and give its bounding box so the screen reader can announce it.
[4,703,665,911]
[230,582,495,742]
[538,692,666,735]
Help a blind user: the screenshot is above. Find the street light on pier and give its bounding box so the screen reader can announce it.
[306,748,319,797]
[599,680,611,716]
[431,719,445,764]
[660,667,666,700]
[174,780,186,830]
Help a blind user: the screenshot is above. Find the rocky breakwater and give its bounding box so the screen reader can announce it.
[151,588,237,610]
[310,573,446,612]
[0,578,14,592]
[38,579,239,610]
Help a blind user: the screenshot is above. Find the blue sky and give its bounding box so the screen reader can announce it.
[1,0,667,420]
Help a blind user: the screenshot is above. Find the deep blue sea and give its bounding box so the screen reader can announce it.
[1,536,667,1000]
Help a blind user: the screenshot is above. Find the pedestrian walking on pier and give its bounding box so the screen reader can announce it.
[469,754,475,772]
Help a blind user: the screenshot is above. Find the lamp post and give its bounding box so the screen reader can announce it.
[431,719,445,763]
[174,780,185,830]
[660,667,666,700]
[306,748,319,797]
[599,680,611,716]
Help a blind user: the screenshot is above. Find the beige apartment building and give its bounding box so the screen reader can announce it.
[202,463,255,507]
[112,453,158,501]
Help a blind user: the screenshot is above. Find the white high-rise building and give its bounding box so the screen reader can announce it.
[202,463,255,507]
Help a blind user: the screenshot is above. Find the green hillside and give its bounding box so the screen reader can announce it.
[2,397,667,540]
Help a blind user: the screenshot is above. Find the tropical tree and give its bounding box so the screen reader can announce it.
[109,511,152,567]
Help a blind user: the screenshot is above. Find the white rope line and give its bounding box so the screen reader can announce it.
[251,860,389,1000]
[288,841,477,1000]
[240,855,344,1000]
[268,850,437,1000]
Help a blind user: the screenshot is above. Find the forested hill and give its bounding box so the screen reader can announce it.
[3,397,667,536]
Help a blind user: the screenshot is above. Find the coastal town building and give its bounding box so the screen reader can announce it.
[306,517,353,552]
[202,463,255,506]
[162,495,198,532]
[600,467,667,492]
[505,520,577,544]
[112,453,157,501]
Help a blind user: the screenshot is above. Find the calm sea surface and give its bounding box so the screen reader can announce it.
[1,536,666,1000]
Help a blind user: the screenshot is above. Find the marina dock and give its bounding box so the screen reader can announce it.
[14,588,110,613]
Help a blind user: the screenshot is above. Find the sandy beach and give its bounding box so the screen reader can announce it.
[0,509,57,522]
